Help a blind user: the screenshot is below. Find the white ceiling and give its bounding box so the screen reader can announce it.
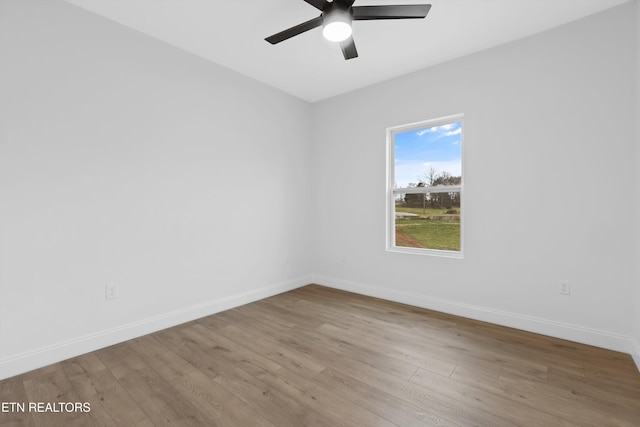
[64,0,630,102]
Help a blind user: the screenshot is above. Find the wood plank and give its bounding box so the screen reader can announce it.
[311,367,461,427]
[127,335,277,427]
[96,342,214,426]
[411,367,577,427]
[62,355,155,427]
[22,366,94,427]
[0,376,36,427]
[215,323,327,379]
[213,366,334,427]
[291,296,504,376]
[315,321,455,378]
[257,366,397,427]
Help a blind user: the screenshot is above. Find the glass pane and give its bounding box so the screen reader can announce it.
[394,121,462,189]
[395,192,460,251]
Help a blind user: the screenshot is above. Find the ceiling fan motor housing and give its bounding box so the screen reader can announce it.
[323,1,352,23]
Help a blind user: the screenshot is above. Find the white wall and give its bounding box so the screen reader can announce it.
[0,0,312,379]
[311,3,637,353]
[633,0,640,368]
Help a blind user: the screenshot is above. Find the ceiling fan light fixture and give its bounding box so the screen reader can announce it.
[322,21,351,42]
[322,8,352,42]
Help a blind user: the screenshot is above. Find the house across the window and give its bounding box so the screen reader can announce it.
[387,114,463,257]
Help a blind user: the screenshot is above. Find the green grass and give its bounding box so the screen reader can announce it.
[396,218,460,251]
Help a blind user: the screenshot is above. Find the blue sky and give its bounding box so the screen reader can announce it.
[394,121,462,188]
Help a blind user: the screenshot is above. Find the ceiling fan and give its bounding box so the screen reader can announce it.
[265,0,432,60]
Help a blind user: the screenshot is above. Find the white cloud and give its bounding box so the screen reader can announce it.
[416,123,461,139]
[416,128,435,137]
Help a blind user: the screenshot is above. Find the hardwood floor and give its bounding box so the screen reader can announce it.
[2,285,639,426]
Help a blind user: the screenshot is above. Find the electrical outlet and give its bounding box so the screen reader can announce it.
[559,281,571,295]
[105,283,119,300]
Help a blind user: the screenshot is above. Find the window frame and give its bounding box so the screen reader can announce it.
[386,114,464,258]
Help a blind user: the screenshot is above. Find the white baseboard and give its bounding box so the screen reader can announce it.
[313,274,634,356]
[0,275,311,380]
[631,337,640,373]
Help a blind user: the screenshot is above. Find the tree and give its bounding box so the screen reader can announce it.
[403,182,426,208]
[418,169,461,209]
[421,166,438,187]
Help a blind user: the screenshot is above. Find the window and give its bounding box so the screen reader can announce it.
[387,114,463,257]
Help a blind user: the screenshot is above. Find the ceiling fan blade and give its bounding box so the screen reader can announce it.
[352,4,431,20]
[335,0,357,7]
[304,0,327,11]
[265,16,323,44]
[340,37,358,60]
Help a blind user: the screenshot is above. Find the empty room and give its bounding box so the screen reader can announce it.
[1,0,639,425]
